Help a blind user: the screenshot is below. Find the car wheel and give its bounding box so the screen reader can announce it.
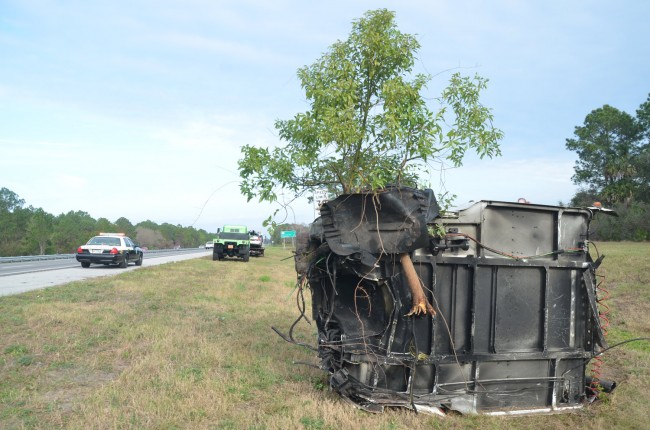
[81,262,90,268]
[243,251,250,262]
[135,253,143,266]
[120,255,129,268]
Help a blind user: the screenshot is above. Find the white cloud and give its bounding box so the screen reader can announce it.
[438,157,577,206]
[2,0,648,233]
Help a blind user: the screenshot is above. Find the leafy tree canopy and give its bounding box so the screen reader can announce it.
[0,187,25,213]
[239,9,502,209]
[637,94,650,141]
[566,97,650,205]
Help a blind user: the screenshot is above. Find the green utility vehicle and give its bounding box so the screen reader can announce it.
[213,225,250,262]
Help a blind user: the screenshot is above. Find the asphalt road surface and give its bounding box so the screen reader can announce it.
[0,250,212,297]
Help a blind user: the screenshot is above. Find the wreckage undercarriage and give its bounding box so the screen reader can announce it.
[287,187,611,415]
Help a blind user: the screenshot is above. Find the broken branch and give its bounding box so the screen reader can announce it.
[400,252,436,317]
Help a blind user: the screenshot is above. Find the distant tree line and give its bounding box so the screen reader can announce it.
[0,187,218,257]
[5,95,647,254]
[566,93,650,241]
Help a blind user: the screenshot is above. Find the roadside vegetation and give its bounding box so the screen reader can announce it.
[565,95,650,241]
[0,187,218,257]
[1,244,648,429]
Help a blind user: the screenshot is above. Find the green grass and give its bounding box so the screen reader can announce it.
[0,243,649,429]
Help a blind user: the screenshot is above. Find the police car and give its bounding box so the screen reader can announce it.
[76,233,144,268]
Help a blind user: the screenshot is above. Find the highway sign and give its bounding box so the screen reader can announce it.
[280,230,296,238]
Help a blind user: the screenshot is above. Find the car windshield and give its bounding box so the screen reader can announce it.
[219,232,249,240]
[87,237,121,246]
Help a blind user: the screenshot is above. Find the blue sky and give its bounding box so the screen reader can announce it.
[1,1,649,234]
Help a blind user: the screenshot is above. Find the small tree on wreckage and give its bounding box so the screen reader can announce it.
[233,9,528,414]
[240,9,502,201]
[239,9,503,316]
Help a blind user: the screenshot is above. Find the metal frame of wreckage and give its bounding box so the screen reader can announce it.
[286,187,613,416]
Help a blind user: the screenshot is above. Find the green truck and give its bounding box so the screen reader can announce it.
[212,225,250,262]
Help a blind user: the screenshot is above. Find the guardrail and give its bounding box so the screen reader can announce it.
[0,248,207,264]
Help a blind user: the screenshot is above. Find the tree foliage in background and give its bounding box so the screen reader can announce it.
[24,208,53,255]
[590,201,650,241]
[267,222,310,245]
[0,188,30,256]
[239,9,502,210]
[0,187,217,257]
[566,105,642,205]
[634,96,650,202]
[567,94,650,241]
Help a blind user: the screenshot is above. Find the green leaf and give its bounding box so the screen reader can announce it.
[238,9,503,220]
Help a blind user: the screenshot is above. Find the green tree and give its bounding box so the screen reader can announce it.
[0,188,28,256]
[115,217,136,238]
[239,9,502,210]
[0,187,216,255]
[51,211,97,253]
[96,217,117,234]
[566,105,642,205]
[590,201,650,241]
[24,208,54,255]
[0,187,25,212]
[634,94,650,201]
[632,148,650,202]
[159,223,180,248]
[637,93,650,141]
[137,220,160,231]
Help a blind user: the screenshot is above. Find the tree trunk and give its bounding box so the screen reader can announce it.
[400,252,436,317]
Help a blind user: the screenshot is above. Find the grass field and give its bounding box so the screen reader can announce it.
[1,243,649,429]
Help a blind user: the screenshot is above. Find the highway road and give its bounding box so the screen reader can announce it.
[0,249,212,297]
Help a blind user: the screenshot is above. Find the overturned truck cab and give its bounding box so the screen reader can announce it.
[289,186,612,415]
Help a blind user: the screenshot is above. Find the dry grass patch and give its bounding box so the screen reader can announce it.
[1,244,649,429]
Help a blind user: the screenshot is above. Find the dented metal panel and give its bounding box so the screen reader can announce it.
[288,187,605,415]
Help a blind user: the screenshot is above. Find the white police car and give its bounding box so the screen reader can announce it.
[76,233,144,268]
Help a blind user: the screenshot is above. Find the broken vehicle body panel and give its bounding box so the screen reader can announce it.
[291,187,607,415]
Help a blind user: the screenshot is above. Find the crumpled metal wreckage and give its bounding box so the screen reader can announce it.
[281,186,615,415]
